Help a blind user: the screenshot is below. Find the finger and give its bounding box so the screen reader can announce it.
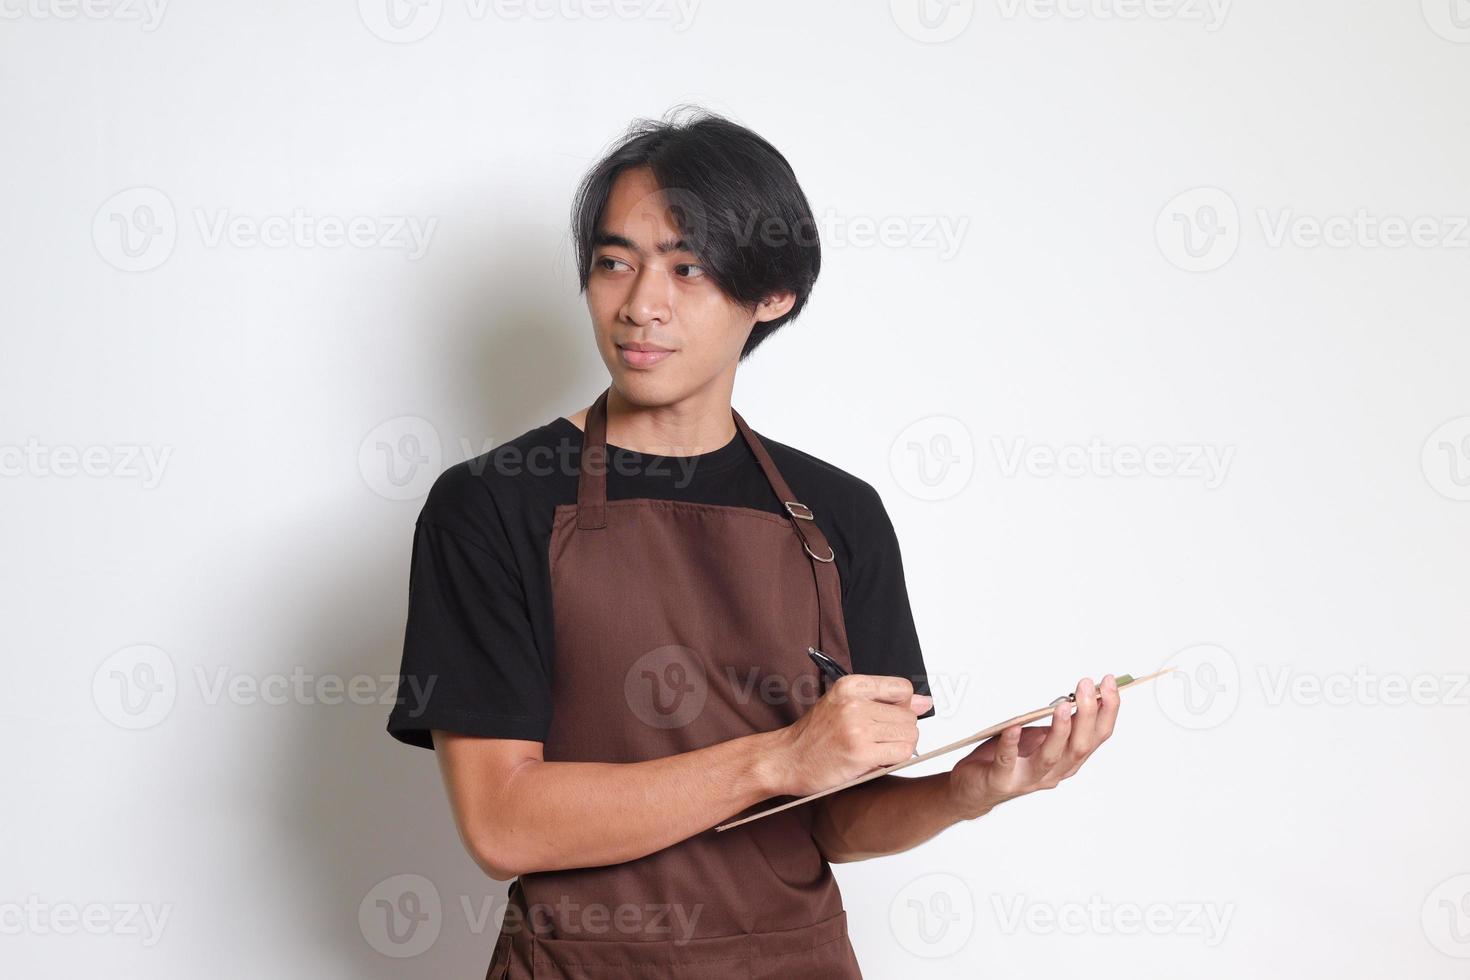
[1034,700,1073,775]
[994,725,1022,772]
[1068,677,1098,756]
[909,693,934,716]
[871,701,928,728]
[869,718,921,745]
[837,673,915,705]
[1094,673,1120,742]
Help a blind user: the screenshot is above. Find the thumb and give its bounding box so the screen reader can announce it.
[994,726,1022,771]
[910,694,934,714]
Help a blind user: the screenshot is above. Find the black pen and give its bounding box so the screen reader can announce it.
[806,646,848,684]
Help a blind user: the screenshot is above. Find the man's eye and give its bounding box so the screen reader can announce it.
[596,256,628,272]
[674,263,706,279]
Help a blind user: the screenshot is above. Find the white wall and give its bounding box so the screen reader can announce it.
[4,1,1468,977]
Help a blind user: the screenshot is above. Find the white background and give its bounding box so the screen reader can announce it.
[3,1,1469,977]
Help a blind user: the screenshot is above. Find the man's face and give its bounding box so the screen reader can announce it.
[585,166,790,408]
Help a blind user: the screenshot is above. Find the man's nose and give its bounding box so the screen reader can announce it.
[622,266,672,325]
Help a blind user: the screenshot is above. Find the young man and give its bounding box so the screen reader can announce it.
[386,108,1121,979]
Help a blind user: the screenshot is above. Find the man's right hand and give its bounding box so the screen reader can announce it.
[768,674,933,797]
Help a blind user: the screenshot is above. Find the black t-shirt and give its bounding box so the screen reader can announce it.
[386,414,934,750]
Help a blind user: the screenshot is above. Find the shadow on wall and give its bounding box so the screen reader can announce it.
[267,221,601,977]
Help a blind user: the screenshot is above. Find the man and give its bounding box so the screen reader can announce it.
[386,107,1120,979]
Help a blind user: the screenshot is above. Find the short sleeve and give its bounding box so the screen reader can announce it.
[385,464,552,749]
[842,483,936,720]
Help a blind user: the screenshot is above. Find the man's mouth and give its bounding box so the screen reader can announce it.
[617,341,675,368]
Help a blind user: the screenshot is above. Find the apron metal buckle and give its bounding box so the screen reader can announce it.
[784,500,816,521]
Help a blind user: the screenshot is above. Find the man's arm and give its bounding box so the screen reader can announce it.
[810,675,1122,862]
[434,673,930,880]
[434,729,788,880]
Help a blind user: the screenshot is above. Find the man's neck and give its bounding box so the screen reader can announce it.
[597,381,738,457]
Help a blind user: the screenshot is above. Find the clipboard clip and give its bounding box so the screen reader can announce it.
[1048,674,1135,707]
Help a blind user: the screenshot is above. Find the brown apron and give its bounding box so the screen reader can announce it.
[485,386,864,979]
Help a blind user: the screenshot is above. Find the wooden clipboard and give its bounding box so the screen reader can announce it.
[715,667,1173,832]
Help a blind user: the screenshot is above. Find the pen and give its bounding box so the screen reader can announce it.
[806,646,848,684]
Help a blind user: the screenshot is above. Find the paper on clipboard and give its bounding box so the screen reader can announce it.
[715,666,1173,833]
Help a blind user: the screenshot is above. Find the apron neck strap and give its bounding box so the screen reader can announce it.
[576,386,838,564]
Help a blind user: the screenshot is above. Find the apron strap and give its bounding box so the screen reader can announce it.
[573,387,849,665]
[575,387,610,530]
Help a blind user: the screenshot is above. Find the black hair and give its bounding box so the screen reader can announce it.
[571,105,821,359]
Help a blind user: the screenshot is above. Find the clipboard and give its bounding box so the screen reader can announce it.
[715,667,1173,832]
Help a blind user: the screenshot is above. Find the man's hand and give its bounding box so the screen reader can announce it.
[947,674,1120,819]
[767,674,933,797]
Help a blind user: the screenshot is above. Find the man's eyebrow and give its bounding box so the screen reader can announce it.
[593,231,693,255]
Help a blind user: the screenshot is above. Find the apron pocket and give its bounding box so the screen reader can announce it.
[530,909,857,979]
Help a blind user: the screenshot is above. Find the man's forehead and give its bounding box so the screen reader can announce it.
[598,171,693,253]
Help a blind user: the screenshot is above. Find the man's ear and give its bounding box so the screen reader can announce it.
[752,290,796,324]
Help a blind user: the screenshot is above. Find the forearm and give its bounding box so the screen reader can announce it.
[812,771,990,863]
[468,729,786,878]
